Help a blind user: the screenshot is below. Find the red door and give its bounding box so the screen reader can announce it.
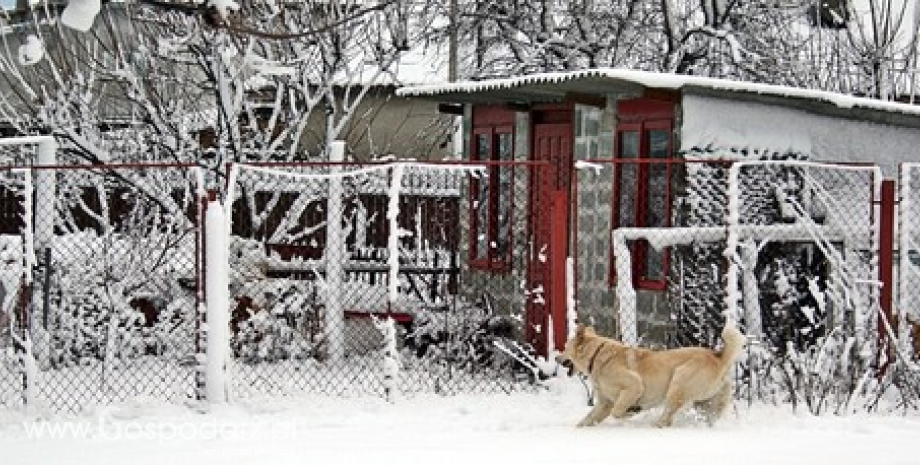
[527,117,572,356]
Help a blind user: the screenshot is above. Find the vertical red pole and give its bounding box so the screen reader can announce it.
[550,189,569,353]
[878,179,895,374]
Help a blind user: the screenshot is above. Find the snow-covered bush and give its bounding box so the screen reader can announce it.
[38,229,197,368]
[404,295,545,385]
[232,279,323,363]
[741,323,920,415]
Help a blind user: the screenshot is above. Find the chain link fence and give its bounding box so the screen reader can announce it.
[225,160,553,399]
[573,157,908,411]
[1,164,202,412]
[900,163,920,356]
[1,158,557,412]
[2,153,915,413]
[0,167,27,410]
[575,158,879,346]
[727,161,879,350]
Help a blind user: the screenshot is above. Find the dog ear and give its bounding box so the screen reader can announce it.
[575,324,597,339]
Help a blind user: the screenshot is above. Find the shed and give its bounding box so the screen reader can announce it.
[398,68,920,351]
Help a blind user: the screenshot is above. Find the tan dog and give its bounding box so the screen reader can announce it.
[556,319,745,428]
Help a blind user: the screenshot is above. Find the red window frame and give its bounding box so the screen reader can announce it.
[469,124,515,272]
[609,110,674,291]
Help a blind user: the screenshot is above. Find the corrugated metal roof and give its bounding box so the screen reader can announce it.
[396,68,920,126]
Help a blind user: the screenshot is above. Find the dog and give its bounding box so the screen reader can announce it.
[556,319,745,428]
[907,314,920,359]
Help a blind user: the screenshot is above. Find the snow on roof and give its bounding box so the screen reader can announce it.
[396,68,920,120]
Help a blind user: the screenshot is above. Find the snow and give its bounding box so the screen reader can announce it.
[386,164,404,303]
[17,35,43,66]
[396,67,920,119]
[209,0,240,20]
[1,378,917,464]
[60,0,100,33]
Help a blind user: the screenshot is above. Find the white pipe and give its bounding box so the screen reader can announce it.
[325,141,346,362]
[0,135,55,147]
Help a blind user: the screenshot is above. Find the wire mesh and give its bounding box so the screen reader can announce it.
[899,163,920,351]
[0,168,26,410]
[226,161,552,399]
[18,164,201,413]
[728,161,879,352]
[574,159,879,351]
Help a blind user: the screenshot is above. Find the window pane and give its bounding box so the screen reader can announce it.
[494,133,513,261]
[473,133,490,259]
[616,131,639,227]
[649,129,669,158]
[642,240,664,281]
[620,131,639,158]
[475,133,491,161]
[646,130,669,227]
[644,129,669,280]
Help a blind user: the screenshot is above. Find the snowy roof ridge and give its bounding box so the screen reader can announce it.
[396,68,920,118]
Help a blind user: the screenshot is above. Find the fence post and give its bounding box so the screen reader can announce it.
[195,192,208,400]
[325,141,346,362]
[549,190,568,354]
[204,192,230,403]
[34,139,55,255]
[0,137,57,409]
[878,179,896,374]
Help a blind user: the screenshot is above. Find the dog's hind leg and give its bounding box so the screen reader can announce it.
[655,365,695,427]
[655,390,687,428]
[699,381,733,426]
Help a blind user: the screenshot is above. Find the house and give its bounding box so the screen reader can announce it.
[397,68,920,353]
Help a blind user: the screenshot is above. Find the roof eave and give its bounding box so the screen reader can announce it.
[683,86,920,130]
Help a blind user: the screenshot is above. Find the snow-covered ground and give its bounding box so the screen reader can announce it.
[1,377,917,465]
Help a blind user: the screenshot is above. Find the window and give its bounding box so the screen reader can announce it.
[610,100,673,290]
[470,125,514,271]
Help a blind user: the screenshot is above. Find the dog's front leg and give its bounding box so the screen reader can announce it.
[577,396,613,427]
[610,371,643,419]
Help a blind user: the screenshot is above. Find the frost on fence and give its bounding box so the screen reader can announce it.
[727,161,879,354]
[226,162,541,397]
[226,162,473,397]
[598,159,879,355]
[0,169,26,410]
[18,165,201,412]
[900,164,920,333]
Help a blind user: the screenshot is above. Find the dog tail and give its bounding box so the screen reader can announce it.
[718,318,746,369]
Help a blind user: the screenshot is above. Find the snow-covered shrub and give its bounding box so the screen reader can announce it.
[231,279,323,363]
[742,324,920,415]
[39,230,197,368]
[404,295,544,384]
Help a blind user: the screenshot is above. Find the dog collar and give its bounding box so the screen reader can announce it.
[586,343,606,375]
